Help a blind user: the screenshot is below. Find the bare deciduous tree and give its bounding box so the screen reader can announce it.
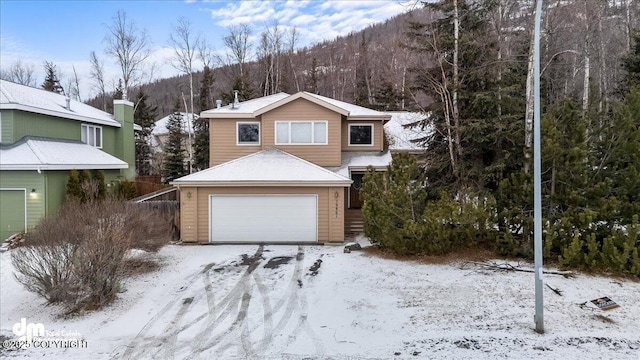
[223,24,253,77]
[89,51,108,111]
[104,10,151,100]
[169,17,201,174]
[0,60,37,86]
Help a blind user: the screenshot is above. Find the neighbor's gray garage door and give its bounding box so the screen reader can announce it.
[209,195,317,243]
[0,189,26,241]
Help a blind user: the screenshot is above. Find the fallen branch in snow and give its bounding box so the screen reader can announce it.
[461,261,575,278]
[546,283,563,296]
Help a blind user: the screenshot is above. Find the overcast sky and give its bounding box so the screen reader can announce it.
[0,0,415,99]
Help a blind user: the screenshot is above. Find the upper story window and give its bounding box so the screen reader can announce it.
[275,121,328,145]
[237,122,260,145]
[81,124,102,148]
[348,124,373,146]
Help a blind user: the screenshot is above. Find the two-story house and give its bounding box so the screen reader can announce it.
[0,80,136,241]
[172,91,397,244]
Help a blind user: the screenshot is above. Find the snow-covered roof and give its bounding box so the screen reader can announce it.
[384,111,430,151]
[172,148,352,186]
[302,92,389,118]
[152,112,197,136]
[326,151,392,177]
[0,136,128,170]
[200,93,290,117]
[0,80,121,127]
[200,92,390,120]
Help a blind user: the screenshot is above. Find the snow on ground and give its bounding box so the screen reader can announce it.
[1,237,639,359]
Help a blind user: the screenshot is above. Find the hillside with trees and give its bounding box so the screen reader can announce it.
[360,0,640,277]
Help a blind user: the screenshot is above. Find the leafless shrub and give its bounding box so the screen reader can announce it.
[126,204,174,252]
[10,197,172,313]
[80,179,100,202]
[122,257,161,276]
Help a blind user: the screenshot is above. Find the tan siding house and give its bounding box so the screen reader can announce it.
[172,92,392,244]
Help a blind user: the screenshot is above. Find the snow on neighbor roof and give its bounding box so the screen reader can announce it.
[326,150,393,178]
[0,80,121,127]
[152,112,197,136]
[384,111,430,151]
[172,148,352,185]
[200,93,290,117]
[0,136,128,170]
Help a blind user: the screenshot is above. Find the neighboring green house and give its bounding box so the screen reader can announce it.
[0,80,136,241]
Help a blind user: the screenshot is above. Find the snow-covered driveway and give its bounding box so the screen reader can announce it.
[1,239,639,359]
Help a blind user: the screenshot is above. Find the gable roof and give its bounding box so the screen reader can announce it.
[299,92,390,119]
[0,136,128,170]
[200,92,390,121]
[200,93,290,118]
[383,111,430,152]
[172,148,352,186]
[0,80,121,127]
[152,112,197,136]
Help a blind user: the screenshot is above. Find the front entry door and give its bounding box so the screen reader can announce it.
[349,173,364,208]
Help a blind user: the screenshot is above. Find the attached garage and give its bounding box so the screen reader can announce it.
[0,189,26,241]
[172,149,352,244]
[210,194,317,243]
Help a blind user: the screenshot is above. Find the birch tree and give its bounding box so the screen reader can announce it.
[104,10,151,100]
[169,17,201,174]
[89,51,108,111]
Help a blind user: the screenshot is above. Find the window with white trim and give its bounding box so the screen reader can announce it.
[237,122,260,145]
[81,124,102,148]
[348,124,373,146]
[275,121,328,145]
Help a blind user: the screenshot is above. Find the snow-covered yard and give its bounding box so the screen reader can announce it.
[1,237,639,359]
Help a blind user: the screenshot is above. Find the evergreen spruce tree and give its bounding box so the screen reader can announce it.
[133,90,158,175]
[113,79,124,100]
[406,0,525,192]
[355,32,370,107]
[193,65,213,171]
[373,79,400,111]
[93,170,107,199]
[41,61,63,94]
[621,31,640,92]
[162,99,186,183]
[360,153,427,254]
[221,74,254,104]
[307,58,319,94]
[66,170,81,200]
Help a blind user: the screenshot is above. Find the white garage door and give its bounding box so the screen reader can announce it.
[209,195,318,243]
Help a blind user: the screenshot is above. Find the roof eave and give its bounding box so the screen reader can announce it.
[0,164,128,171]
[347,115,392,121]
[0,104,121,127]
[199,112,256,119]
[171,180,352,187]
[255,92,350,117]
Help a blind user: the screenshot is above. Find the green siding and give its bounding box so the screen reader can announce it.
[0,190,25,241]
[1,110,122,158]
[0,111,14,143]
[11,110,80,142]
[0,170,126,239]
[0,171,46,235]
[44,171,68,216]
[113,101,136,180]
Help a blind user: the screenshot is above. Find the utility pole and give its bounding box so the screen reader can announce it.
[533,0,545,334]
